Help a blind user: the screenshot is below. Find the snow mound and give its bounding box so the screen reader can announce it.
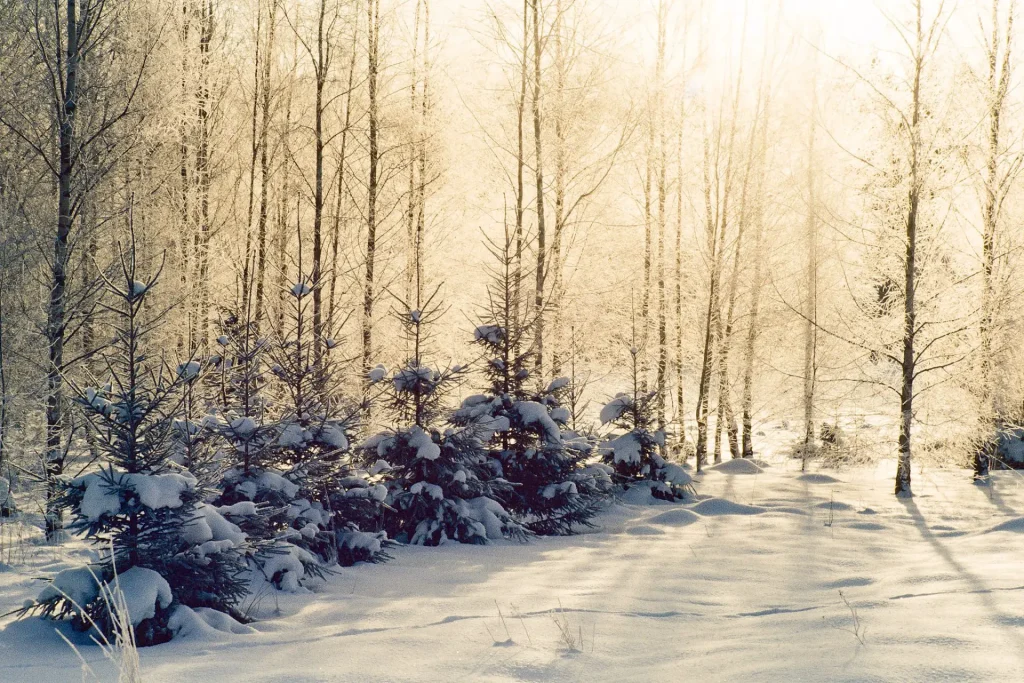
[648,509,700,526]
[626,525,665,536]
[617,481,677,506]
[169,605,256,640]
[797,473,842,484]
[987,517,1024,533]
[708,459,764,475]
[690,498,766,516]
[815,500,854,511]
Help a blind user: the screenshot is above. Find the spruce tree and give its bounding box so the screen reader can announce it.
[207,306,315,587]
[363,289,525,545]
[28,235,248,645]
[601,344,692,502]
[264,279,387,576]
[457,226,608,534]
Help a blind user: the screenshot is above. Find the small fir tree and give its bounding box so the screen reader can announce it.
[26,235,248,645]
[601,344,692,502]
[457,226,608,535]
[263,279,387,577]
[363,289,525,545]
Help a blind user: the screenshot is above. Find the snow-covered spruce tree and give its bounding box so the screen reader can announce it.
[363,289,525,546]
[456,226,608,535]
[202,307,306,586]
[260,279,387,579]
[601,344,692,502]
[26,241,248,645]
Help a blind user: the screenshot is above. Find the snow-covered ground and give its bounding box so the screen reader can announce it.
[3,454,1024,682]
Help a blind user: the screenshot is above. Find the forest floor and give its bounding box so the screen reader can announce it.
[3,446,1024,681]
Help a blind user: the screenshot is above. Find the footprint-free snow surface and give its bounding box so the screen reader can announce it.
[3,460,1024,681]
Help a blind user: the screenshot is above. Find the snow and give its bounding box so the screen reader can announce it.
[260,546,317,592]
[516,401,562,443]
[457,496,513,540]
[217,502,258,517]
[316,423,349,450]
[603,433,641,464]
[337,531,384,557]
[7,459,1024,682]
[647,508,701,526]
[114,567,173,626]
[37,567,101,611]
[474,324,504,344]
[129,472,196,510]
[600,394,632,424]
[257,471,300,498]
[277,422,308,448]
[77,474,123,521]
[129,281,149,298]
[986,516,1024,533]
[407,426,440,461]
[199,505,246,545]
[546,377,569,393]
[689,498,766,516]
[168,606,255,640]
[708,458,765,474]
[75,471,197,521]
[369,459,391,475]
[997,430,1024,463]
[410,482,444,500]
[661,463,692,487]
[368,364,387,383]
[394,365,435,393]
[228,417,256,437]
[549,406,570,424]
[797,473,843,484]
[541,481,577,499]
[176,361,201,380]
[290,282,311,297]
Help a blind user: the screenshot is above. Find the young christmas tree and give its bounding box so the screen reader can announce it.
[601,341,693,502]
[362,288,525,546]
[25,232,249,645]
[456,226,609,535]
[200,305,312,591]
[262,278,387,578]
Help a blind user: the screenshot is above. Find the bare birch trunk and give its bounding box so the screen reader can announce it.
[976,0,1013,480]
[802,93,818,472]
[896,0,927,497]
[655,0,668,433]
[531,0,547,384]
[329,28,359,330]
[45,0,84,539]
[254,0,278,329]
[363,0,381,409]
